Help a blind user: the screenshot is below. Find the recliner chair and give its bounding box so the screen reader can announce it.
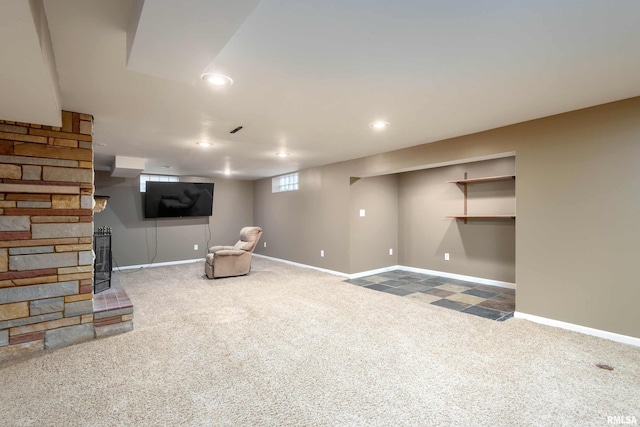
[204,227,263,279]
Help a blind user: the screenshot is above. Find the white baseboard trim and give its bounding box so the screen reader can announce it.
[397,266,516,289]
[514,311,640,347]
[253,254,515,287]
[253,254,350,278]
[114,258,204,271]
[119,254,515,289]
[347,265,402,279]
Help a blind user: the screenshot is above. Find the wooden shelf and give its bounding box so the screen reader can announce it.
[446,174,515,184]
[446,173,516,223]
[446,215,515,220]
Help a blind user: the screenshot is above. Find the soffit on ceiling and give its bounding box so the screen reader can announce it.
[126,0,260,84]
[0,0,61,126]
[18,1,640,179]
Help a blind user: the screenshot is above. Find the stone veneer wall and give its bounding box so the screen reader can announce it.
[0,111,95,361]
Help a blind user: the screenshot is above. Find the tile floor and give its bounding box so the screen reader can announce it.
[345,270,515,321]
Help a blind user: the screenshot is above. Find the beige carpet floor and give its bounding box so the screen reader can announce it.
[1,258,639,426]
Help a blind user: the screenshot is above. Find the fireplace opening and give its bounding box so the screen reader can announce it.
[94,227,112,294]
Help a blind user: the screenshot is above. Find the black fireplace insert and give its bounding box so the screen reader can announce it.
[94,227,112,294]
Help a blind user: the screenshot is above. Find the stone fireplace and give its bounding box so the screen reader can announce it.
[0,111,133,362]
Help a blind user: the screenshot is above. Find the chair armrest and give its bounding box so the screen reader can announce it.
[213,249,246,257]
[208,245,234,253]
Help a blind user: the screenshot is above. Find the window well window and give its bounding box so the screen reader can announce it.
[272,172,299,193]
[140,174,179,192]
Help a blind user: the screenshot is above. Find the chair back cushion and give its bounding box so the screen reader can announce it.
[233,227,263,252]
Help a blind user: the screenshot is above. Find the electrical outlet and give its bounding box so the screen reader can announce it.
[359,209,366,217]
[389,248,393,255]
[194,244,198,250]
[444,252,450,261]
[320,250,325,257]
[264,242,267,248]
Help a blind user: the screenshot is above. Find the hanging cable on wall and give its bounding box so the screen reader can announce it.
[205,222,212,253]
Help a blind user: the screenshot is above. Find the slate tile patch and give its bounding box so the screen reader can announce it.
[345,278,374,286]
[380,287,414,297]
[462,305,506,320]
[344,269,515,322]
[431,298,470,311]
[462,288,499,299]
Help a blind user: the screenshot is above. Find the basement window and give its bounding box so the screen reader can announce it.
[272,172,299,193]
[140,174,179,192]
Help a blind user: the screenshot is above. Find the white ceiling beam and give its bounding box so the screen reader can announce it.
[0,0,61,126]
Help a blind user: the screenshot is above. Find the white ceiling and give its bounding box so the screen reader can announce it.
[3,0,640,179]
[0,1,61,126]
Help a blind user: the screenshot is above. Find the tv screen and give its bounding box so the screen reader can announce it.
[144,182,214,218]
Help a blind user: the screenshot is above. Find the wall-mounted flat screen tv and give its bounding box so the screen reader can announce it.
[144,182,214,218]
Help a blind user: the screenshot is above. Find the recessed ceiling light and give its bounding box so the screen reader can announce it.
[223,169,231,176]
[201,73,233,86]
[276,152,290,158]
[369,121,389,130]
[196,141,212,147]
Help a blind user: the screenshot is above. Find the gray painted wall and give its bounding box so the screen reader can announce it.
[94,172,253,267]
[349,174,399,273]
[96,96,640,339]
[253,162,352,273]
[398,157,515,282]
[255,157,515,281]
[255,97,640,338]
